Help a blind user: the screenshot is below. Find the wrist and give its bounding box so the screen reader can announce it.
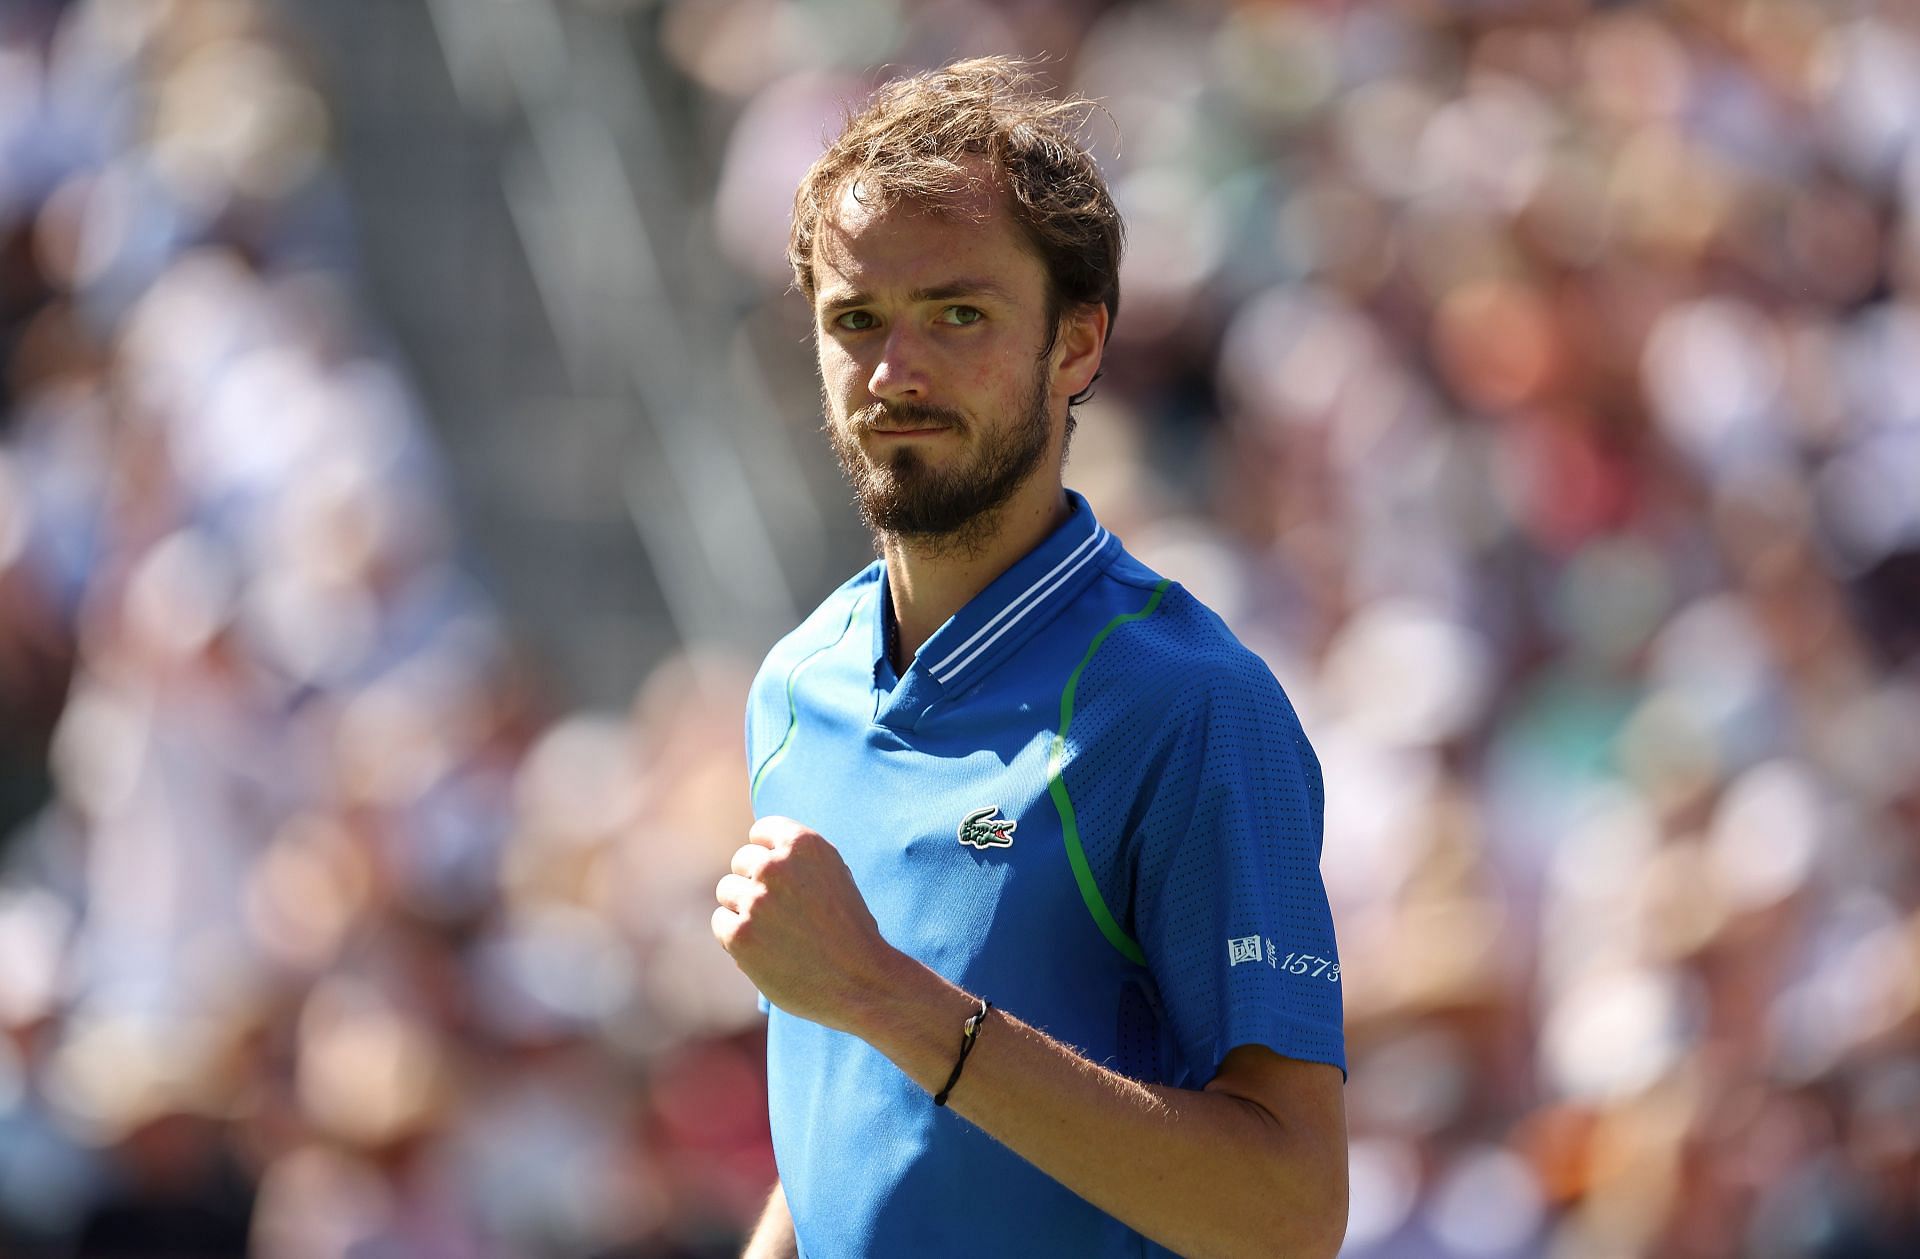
[847,951,982,1093]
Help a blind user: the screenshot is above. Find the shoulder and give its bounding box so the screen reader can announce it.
[749,563,881,695]
[1069,549,1322,816]
[1080,550,1305,734]
[745,563,881,783]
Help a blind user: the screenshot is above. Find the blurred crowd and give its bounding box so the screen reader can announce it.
[0,0,1916,1257]
[0,0,771,1255]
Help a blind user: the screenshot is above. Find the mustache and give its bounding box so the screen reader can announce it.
[854,401,967,432]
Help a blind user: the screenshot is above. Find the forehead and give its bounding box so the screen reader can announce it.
[810,175,1047,301]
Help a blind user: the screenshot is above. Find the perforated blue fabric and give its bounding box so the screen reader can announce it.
[1061,574,1343,1084]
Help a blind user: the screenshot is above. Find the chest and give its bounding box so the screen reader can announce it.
[752,678,1135,1010]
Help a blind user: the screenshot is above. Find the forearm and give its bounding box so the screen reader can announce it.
[741,1182,797,1259]
[851,954,1346,1259]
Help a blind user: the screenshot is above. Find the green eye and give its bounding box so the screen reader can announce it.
[941,306,983,326]
[833,310,877,332]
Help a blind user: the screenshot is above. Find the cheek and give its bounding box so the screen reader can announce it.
[965,329,1039,397]
[969,359,1028,409]
[817,343,865,396]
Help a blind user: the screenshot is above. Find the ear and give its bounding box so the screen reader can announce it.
[1050,302,1109,401]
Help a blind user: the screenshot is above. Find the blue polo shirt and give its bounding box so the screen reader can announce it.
[745,491,1343,1258]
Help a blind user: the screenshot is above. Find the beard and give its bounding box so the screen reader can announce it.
[824,359,1053,555]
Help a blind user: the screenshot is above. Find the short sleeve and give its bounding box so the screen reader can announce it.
[1130,659,1345,1086]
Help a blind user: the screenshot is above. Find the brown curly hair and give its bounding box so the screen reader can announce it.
[789,58,1123,394]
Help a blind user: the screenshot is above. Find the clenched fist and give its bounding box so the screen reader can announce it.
[713,816,903,1032]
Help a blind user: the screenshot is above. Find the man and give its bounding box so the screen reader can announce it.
[712,58,1346,1259]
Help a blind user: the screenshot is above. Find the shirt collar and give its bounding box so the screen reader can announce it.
[871,490,1118,709]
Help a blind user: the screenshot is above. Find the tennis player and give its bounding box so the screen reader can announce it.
[713,57,1347,1259]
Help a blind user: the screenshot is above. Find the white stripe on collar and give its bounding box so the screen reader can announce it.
[928,527,1111,684]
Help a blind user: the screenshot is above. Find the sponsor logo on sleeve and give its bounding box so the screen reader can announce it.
[1227,935,1341,981]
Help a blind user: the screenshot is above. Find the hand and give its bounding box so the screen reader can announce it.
[713,816,899,1032]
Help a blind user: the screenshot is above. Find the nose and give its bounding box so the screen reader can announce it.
[867,326,929,402]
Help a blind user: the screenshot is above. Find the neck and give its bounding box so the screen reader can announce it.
[883,480,1072,674]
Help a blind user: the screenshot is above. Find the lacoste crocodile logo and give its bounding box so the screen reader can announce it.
[957,805,1017,850]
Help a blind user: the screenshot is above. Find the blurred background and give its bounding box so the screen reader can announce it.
[0,0,1916,1255]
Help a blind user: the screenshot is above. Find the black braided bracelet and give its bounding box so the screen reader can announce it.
[933,998,993,1107]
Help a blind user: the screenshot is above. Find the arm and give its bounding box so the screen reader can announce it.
[714,819,1348,1259]
[741,1182,797,1259]
[859,950,1346,1259]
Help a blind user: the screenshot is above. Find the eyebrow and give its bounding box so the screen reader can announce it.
[817,278,1018,313]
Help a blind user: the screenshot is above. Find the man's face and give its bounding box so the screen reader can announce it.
[811,174,1065,548]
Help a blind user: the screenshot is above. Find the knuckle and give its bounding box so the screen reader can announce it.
[751,815,798,841]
